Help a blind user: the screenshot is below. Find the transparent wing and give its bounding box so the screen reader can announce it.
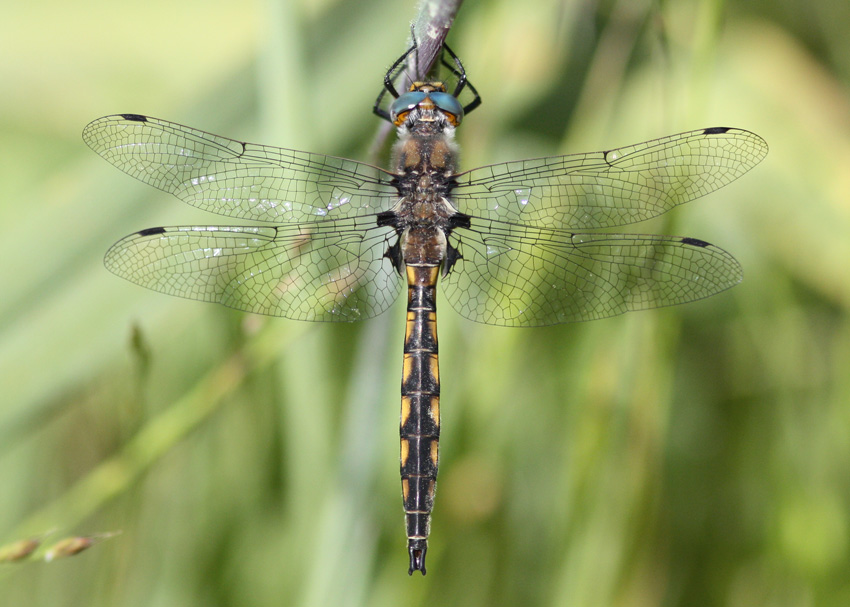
[442,220,742,327]
[83,114,400,223]
[104,219,403,322]
[451,127,767,229]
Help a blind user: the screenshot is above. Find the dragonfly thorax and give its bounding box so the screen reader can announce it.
[392,120,459,178]
[401,225,448,266]
[386,125,462,275]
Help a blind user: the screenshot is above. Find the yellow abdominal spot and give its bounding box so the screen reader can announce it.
[401,396,411,426]
[431,397,440,427]
[400,439,410,467]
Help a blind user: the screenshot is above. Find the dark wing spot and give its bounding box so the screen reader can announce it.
[681,237,710,248]
[448,212,471,230]
[702,126,730,135]
[384,238,404,275]
[443,240,463,277]
[376,211,400,228]
[120,114,148,122]
[137,227,167,237]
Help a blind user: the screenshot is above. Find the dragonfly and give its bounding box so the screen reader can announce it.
[83,41,767,575]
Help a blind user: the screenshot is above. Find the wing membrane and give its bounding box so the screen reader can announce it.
[443,221,742,326]
[83,114,400,223]
[104,219,402,321]
[90,116,757,325]
[451,127,767,229]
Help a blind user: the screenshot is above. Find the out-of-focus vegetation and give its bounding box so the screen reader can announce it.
[1,0,848,605]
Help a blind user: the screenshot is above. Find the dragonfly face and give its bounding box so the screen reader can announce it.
[84,42,767,576]
[389,83,465,127]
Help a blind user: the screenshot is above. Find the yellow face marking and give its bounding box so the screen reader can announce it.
[400,396,411,427]
[400,438,410,467]
[402,479,410,501]
[409,81,447,93]
[444,112,460,127]
[419,97,436,112]
[393,111,410,128]
[430,439,439,467]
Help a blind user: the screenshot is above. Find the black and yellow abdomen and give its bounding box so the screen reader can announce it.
[399,235,443,575]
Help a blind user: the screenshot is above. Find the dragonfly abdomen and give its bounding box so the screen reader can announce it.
[400,257,441,576]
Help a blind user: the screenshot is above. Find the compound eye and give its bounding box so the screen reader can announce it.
[389,92,426,125]
[428,92,464,124]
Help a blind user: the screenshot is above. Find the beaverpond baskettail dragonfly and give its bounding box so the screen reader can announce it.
[84,42,767,575]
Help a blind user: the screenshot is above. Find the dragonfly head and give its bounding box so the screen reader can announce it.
[390,82,463,130]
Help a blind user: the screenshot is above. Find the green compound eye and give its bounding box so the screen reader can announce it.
[428,92,463,122]
[389,91,463,125]
[389,92,427,123]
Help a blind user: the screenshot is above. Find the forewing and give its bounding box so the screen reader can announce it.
[104,219,403,321]
[451,127,767,229]
[83,114,400,222]
[442,221,742,326]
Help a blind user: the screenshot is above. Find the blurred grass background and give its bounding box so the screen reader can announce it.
[1,0,848,605]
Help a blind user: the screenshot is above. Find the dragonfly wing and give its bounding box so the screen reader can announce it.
[442,220,742,326]
[104,218,403,321]
[451,127,767,229]
[83,114,400,223]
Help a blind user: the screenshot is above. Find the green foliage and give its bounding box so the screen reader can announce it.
[1,0,848,605]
